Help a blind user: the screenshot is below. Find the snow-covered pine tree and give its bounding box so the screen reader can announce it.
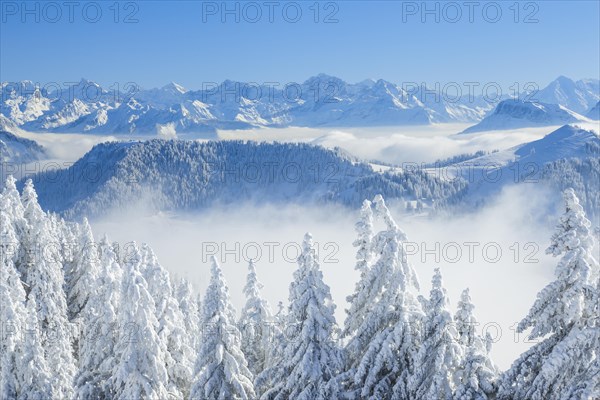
[19,179,47,285]
[1,176,27,276]
[355,286,423,400]
[256,300,287,394]
[0,205,27,399]
[498,188,600,399]
[18,295,54,400]
[46,213,70,267]
[175,277,201,354]
[560,272,600,398]
[196,293,203,326]
[343,199,374,339]
[20,180,76,399]
[559,353,600,399]
[110,242,170,399]
[408,268,462,400]
[454,289,477,349]
[55,218,78,294]
[353,199,374,276]
[373,194,419,291]
[521,188,599,337]
[334,195,423,399]
[1,176,24,220]
[453,288,498,400]
[66,218,101,321]
[75,235,122,400]
[190,256,255,400]
[258,233,342,400]
[239,259,273,378]
[141,243,193,399]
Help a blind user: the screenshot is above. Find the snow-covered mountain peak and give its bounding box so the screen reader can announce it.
[0,114,19,132]
[513,124,599,160]
[553,75,577,88]
[356,78,377,89]
[2,75,598,134]
[162,82,187,94]
[457,124,599,169]
[535,76,599,114]
[461,99,588,133]
[306,73,343,82]
[77,78,101,87]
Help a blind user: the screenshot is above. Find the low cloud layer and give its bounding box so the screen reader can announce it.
[219,124,559,164]
[91,182,580,370]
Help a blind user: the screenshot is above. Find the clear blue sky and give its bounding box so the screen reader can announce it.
[1,1,599,90]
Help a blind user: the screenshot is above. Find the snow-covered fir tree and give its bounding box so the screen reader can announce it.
[239,259,273,378]
[453,288,498,400]
[408,268,462,400]
[352,199,374,276]
[1,176,27,277]
[498,188,600,399]
[19,178,46,285]
[258,233,342,400]
[334,195,424,399]
[66,218,101,321]
[0,204,27,399]
[19,179,76,399]
[190,256,255,400]
[560,272,600,398]
[75,235,122,400]
[141,244,193,399]
[343,199,374,338]
[110,243,170,399]
[256,300,287,393]
[55,217,78,299]
[175,277,201,354]
[558,352,600,399]
[18,295,54,400]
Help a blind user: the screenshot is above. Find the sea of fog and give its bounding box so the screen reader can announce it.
[90,184,570,370]
[17,123,561,168]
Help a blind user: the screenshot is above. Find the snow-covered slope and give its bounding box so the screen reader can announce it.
[586,101,600,120]
[24,140,467,218]
[461,100,588,133]
[0,115,46,164]
[0,131,46,163]
[449,125,600,217]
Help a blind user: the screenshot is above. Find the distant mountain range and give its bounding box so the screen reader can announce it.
[1,75,598,135]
